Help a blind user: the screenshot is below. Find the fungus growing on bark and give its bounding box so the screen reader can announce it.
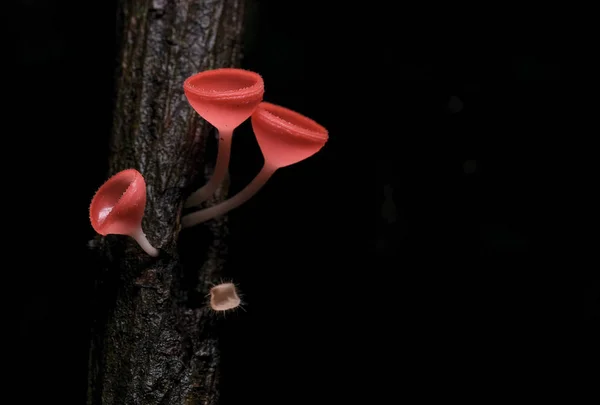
[89,168,158,257]
[184,68,264,208]
[182,101,328,228]
[209,282,242,312]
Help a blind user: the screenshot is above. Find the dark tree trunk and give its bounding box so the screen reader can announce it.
[87,1,246,403]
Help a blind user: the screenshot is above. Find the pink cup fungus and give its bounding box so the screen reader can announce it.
[209,282,241,312]
[89,169,159,257]
[183,68,264,208]
[181,101,328,228]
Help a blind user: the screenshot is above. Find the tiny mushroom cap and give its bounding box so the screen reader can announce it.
[183,68,264,131]
[209,282,241,312]
[251,101,329,169]
[89,168,158,257]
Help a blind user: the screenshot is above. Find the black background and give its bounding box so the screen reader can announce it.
[9,0,592,403]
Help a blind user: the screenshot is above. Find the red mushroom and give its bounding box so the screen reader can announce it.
[183,68,264,208]
[89,169,158,257]
[182,102,328,228]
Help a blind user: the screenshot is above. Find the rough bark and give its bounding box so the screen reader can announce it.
[87,0,245,404]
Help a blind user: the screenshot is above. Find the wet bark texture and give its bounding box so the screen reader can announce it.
[87,0,245,404]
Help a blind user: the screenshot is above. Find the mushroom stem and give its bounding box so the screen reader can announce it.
[182,163,277,228]
[130,228,159,257]
[185,129,233,208]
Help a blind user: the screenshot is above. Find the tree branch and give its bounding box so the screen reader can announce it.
[87,1,245,403]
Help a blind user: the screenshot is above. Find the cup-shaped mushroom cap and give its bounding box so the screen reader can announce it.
[89,169,147,236]
[209,282,241,311]
[183,68,264,131]
[251,102,329,168]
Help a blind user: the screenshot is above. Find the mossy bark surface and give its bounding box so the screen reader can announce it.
[87,1,245,403]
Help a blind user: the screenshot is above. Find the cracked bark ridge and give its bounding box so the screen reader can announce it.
[87,0,245,404]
